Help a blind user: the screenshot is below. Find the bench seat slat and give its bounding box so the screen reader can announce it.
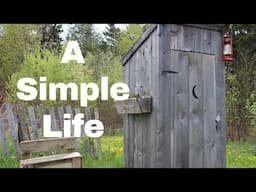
[20,152,81,166]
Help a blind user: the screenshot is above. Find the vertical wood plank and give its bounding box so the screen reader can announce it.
[74,108,84,136]
[152,25,160,168]
[158,25,175,167]
[169,24,179,50]
[129,52,136,168]
[85,107,95,157]
[188,53,204,167]
[73,107,86,153]
[134,49,144,168]
[169,24,214,54]
[133,52,139,167]
[174,51,189,168]
[65,105,73,136]
[16,104,30,141]
[202,54,217,168]
[142,31,155,167]
[82,107,88,152]
[72,157,82,168]
[212,31,226,168]
[94,108,102,160]
[7,104,21,159]
[49,107,58,131]
[204,29,213,53]
[85,107,91,120]
[57,106,64,131]
[74,108,80,114]
[157,24,165,168]
[0,116,8,155]
[143,31,152,167]
[38,105,45,129]
[28,106,39,140]
[123,61,129,167]
[78,107,87,154]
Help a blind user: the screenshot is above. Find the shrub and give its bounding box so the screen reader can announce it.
[6,49,92,108]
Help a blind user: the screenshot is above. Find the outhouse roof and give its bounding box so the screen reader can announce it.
[123,24,226,65]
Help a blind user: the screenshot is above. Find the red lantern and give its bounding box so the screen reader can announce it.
[223,34,233,61]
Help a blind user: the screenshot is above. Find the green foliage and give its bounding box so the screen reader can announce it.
[79,136,123,168]
[226,141,256,168]
[103,24,120,46]
[85,51,122,83]
[6,48,92,108]
[65,24,144,132]
[0,25,3,37]
[0,135,19,168]
[102,24,121,54]
[226,24,256,141]
[0,24,41,86]
[5,44,123,110]
[67,24,102,55]
[116,24,147,57]
[2,23,147,138]
[248,100,256,134]
[38,24,63,53]
[84,51,123,129]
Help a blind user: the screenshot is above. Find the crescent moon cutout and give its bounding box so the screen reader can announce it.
[192,85,199,99]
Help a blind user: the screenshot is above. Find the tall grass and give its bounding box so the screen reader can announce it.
[226,141,256,168]
[80,136,123,168]
[0,136,19,168]
[0,135,256,168]
[0,135,124,168]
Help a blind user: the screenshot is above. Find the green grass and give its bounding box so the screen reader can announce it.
[0,136,19,168]
[0,135,124,168]
[1,135,256,168]
[226,141,256,168]
[79,136,123,168]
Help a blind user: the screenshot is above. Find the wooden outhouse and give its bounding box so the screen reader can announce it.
[116,24,226,168]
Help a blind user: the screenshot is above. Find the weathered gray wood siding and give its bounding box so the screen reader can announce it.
[159,24,225,168]
[124,24,225,168]
[124,25,159,168]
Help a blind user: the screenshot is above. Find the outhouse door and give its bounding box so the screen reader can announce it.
[162,50,218,167]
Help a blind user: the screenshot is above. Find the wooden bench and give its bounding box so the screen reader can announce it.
[20,137,82,168]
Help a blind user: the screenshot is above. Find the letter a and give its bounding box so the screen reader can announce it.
[61,41,85,64]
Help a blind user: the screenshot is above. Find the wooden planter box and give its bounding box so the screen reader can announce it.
[115,96,152,114]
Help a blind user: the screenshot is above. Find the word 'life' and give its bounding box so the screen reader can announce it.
[43,113,104,138]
